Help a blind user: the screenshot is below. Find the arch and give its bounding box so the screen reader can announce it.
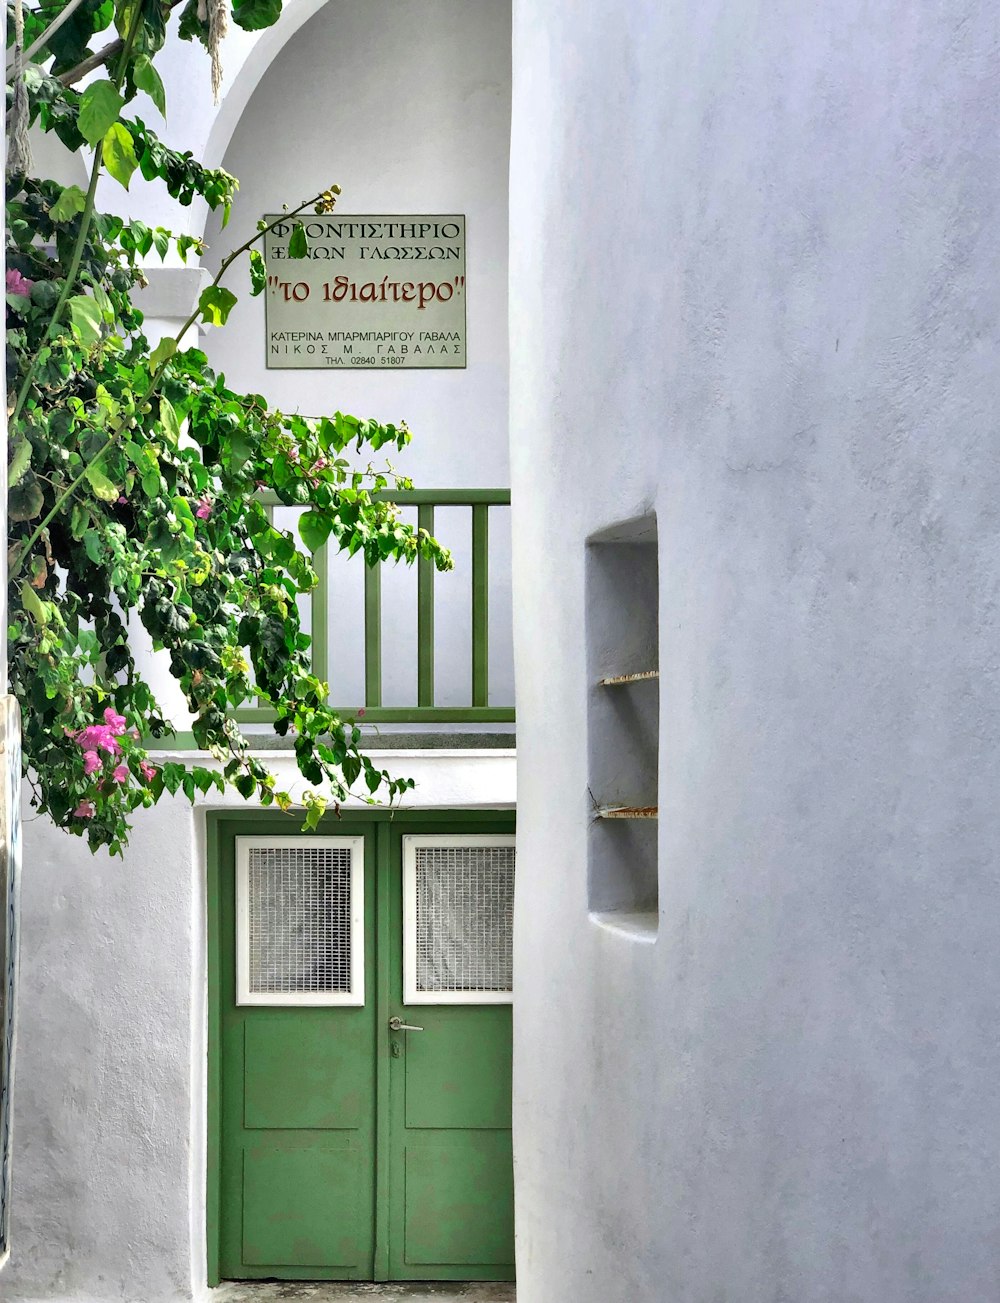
[97,0,333,236]
[199,0,332,176]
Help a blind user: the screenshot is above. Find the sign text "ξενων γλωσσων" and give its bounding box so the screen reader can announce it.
[263,214,467,370]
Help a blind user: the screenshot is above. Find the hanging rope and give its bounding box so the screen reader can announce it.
[197,0,228,103]
[7,0,33,176]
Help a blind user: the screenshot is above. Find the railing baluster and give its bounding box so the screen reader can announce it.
[364,560,382,708]
[472,504,489,707]
[311,544,330,693]
[232,490,514,731]
[417,504,435,707]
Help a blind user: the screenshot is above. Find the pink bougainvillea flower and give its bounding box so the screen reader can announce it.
[195,496,213,520]
[72,799,95,819]
[357,707,366,717]
[82,750,102,776]
[140,761,157,782]
[111,763,129,784]
[117,495,128,505]
[6,268,33,296]
[103,706,127,734]
[74,724,122,756]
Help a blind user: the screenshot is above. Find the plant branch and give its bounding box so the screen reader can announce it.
[10,140,103,427]
[57,0,187,85]
[5,0,89,75]
[10,1,148,429]
[169,194,335,345]
[57,34,122,84]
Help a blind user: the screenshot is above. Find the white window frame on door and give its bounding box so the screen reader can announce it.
[403,833,515,1006]
[236,835,366,1007]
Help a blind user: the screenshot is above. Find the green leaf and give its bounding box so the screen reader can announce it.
[228,431,254,469]
[198,286,239,327]
[78,81,124,146]
[67,295,103,347]
[177,0,206,40]
[91,282,115,322]
[298,511,332,553]
[83,529,103,564]
[49,184,88,222]
[8,475,44,521]
[134,55,167,117]
[159,396,181,442]
[303,798,326,831]
[20,583,48,626]
[162,765,183,796]
[365,764,383,793]
[103,122,139,189]
[70,502,89,539]
[288,224,308,259]
[151,336,177,369]
[234,773,255,798]
[232,0,282,31]
[8,438,31,487]
[249,249,266,296]
[84,462,120,502]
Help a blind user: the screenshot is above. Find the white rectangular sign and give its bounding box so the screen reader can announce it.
[263,213,466,370]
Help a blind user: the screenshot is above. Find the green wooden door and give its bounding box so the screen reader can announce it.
[386,829,515,1280]
[213,814,515,1283]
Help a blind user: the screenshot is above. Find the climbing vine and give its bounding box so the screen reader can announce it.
[5,0,452,853]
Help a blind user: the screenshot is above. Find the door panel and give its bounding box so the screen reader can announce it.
[242,1142,365,1267]
[404,1011,512,1129]
[243,1020,367,1130]
[214,816,514,1284]
[219,831,376,1280]
[403,1134,516,1266]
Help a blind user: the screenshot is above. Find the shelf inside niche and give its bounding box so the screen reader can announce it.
[590,910,659,942]
[598,669,659,686]
[596,805,658,820]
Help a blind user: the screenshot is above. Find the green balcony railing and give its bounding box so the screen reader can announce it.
[236,488,514,728]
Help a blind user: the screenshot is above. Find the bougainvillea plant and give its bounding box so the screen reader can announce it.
[5,0,452,853]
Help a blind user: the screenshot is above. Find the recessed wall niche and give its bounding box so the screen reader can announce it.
[586,516,659,939]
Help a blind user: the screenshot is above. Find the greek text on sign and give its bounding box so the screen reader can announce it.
[264,214,466,370]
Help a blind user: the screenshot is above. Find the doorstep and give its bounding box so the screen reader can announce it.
[210,1285,515,1303]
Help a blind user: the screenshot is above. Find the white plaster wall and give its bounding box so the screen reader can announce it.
[200,0,514,705]
[6,798,198,1303]
[8,4,514,1296]
[202,0,510,489]
[7,749,514,1303]
[509,2,1000,1301]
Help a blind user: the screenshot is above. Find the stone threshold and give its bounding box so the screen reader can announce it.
[210,1284,515,1302]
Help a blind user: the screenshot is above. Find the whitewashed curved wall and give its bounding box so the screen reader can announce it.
[510,2,1000,1301]
[7,3,513,1299]
[202,0,514,709]
[204,0,511,489]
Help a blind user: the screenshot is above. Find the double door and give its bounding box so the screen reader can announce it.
[212,814,515,1282]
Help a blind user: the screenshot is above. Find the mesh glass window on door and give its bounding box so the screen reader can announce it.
[236,836,365,1006]
[403,835,515,1005]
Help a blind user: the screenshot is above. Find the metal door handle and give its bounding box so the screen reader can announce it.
[389,1016,424,1032]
